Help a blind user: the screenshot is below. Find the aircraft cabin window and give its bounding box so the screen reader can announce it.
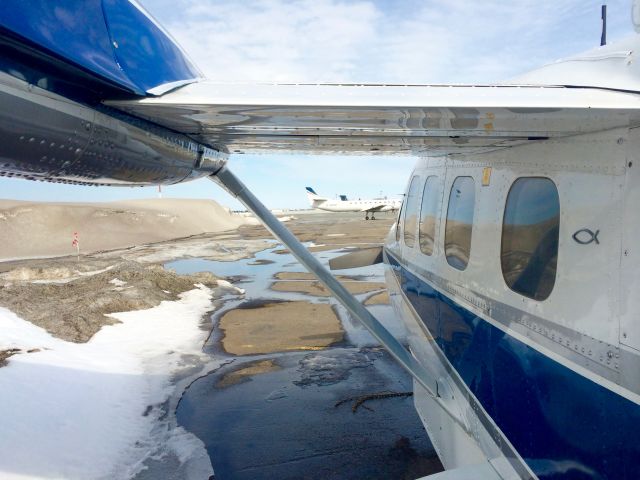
[403,176,422,248]
[501,177,559,301]
[445,176,475,270]
[419,176,440,256]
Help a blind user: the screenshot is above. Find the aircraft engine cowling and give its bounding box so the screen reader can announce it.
[0,73,226,186]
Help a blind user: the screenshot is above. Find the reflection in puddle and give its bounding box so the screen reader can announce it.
[271,279,386,297]
[171,245,442,479]
[364,291,390,306]
[177,348,442,480]
[165,245,403,348]
[219,300,343,355]
[216,359,281,389]
[247,259,275,266]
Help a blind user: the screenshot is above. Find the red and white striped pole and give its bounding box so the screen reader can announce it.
[71,231,79,260]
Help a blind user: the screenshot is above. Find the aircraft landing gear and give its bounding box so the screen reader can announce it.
[365,214,369,220]
[371,213,376,220]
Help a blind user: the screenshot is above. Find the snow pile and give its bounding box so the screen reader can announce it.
[121,238,273,264]
[0,285,218,480]
[217,279,246,295]
[1,265,116,284]
[109,278,127,287]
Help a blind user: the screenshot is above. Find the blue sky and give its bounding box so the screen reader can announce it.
[0,0,634,209]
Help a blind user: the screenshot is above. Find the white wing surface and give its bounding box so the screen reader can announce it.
[361,204,386,212]
[107,82,640,156]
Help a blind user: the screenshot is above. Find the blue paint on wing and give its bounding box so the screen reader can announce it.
[0,0,200,95]
[102,0,200,93]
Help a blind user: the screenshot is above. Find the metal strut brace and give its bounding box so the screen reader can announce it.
[210,167,439,397]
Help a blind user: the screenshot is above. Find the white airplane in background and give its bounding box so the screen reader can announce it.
[305,187,401,220]
[4,1,640,478]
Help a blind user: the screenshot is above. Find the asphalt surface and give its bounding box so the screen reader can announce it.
[175,212,444,479]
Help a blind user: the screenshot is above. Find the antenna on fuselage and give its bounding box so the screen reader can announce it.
[601,4,607,45]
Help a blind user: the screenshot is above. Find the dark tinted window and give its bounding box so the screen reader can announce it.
[419,176,440,256]
[445,177,475,270]
[403,176,422,247]
[501,177,559,301]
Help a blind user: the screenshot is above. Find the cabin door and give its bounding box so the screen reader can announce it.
[620,129,640,352]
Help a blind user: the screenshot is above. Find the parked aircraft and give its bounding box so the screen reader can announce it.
[305,187,401,219]
[2,1,640,478]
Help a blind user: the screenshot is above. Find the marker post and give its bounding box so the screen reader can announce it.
[72,232,79,260]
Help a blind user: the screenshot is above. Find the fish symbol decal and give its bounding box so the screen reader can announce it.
[572,228,600,245]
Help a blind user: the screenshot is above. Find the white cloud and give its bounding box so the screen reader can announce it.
[163,0,380,82]
[150,0,634,85]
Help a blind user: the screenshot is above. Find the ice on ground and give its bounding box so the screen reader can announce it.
[109,278,127,287]
[77,265,116,277]
[0,285,219,480]
[117,238,272,264]
[1,264,117,284]
[217,279,246,295]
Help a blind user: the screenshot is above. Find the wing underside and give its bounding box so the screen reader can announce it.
[107,82,640,157]
[362,204,385,212]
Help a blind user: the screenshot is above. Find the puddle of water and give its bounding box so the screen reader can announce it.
[169,245,439,479]
[166,245,406,348]
[177,349,442,480]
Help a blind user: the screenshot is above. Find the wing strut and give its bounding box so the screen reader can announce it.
[210,166,458,416]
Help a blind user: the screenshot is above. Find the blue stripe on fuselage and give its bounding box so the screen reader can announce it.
[386,253,640,480]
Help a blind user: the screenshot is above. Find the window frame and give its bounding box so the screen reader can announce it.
[395,199,405,242]
[444,176,476,271]
[418,175,440,256]
[403,175,422,248]
[500,176,560,301]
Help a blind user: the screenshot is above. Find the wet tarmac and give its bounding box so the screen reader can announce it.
[168,220,444,480]
[177,349,441,480]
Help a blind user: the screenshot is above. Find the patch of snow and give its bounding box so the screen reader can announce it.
[2,267,74,283]
[77,265,115,277]
[216,279,245,295]
[1,265,118,285]
[0,285,218,480]
[127,239,272,264]
[30,278,75,284]
[109,278,127,287]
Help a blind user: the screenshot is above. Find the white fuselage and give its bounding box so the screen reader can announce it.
[312,198,401,213]
[383,125,640,479]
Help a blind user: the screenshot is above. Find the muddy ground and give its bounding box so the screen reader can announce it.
[0,211,394,345]
[0,233,271,343]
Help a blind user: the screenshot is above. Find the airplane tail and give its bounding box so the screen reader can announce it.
[305,187,327,208]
